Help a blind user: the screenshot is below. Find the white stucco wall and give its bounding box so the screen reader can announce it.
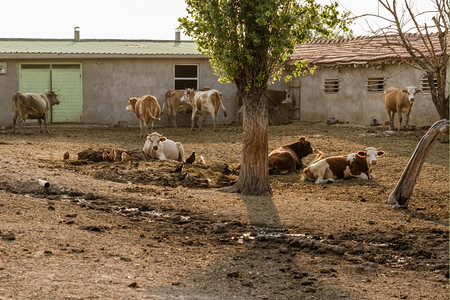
[297,64,441,127]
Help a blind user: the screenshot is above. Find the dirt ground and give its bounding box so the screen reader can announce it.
[0,121,448,300]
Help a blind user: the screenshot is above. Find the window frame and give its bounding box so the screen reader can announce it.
[420,74,437,93]
[366,77,385,92]
[323,78,340,94]
[173,64,199,90]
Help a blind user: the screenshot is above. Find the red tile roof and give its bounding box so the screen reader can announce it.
[287,33,442,66]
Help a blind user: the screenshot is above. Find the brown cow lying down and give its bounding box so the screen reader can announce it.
[268,136,314,174]
[304,147,385,184]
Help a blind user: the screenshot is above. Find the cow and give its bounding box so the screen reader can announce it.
[142,132,186,162]
[383,86,422,131]
[180,89,227,131]
[126,94,161,138]
[268,136,315,174]
[161,90,192,128]
[12,90,60,134]
[234,89,291,125]
[304,147,385,184]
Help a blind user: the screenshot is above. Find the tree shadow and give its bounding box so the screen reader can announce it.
[239,194,282,228]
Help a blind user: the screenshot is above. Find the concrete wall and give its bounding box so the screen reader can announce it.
[0,60,20,127]
[296,64,441,127]
[0,57,237,128]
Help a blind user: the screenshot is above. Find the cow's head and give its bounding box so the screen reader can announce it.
[126,97,138,112]
[181,89,195,104]
[281,89,292,104]
[146,132,167,151]
[357,147,385,166]
[45,90,60,106]
[401,86,422,104]
[297,136,314,157]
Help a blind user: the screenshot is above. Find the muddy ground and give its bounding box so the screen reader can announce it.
[0,121,448,299]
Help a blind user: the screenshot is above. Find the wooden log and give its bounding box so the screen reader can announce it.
[386,119,449,208]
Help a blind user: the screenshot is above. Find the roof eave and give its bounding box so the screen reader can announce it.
[0,53,208,59]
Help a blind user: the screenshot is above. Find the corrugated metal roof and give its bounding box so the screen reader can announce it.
[287,33,442,66]
[0,39,202,56]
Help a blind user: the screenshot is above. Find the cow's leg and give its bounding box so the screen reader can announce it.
[398,112,403,131]
[37,119,44,133]
[190,111,197,131]
[211,113,217,132]
[386,109,395,131]
[42,112,51,133]
[198,115,205,131]
[12,113,17,134]
[352,173,369,180]
[404,113,410,131]
[139,119,145,138]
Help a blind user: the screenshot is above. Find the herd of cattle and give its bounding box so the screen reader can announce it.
[10,85,421,184]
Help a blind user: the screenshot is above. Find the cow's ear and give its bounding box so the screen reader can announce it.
[299,136,305,141]
[160,137,167,142]
[357,151,366,158]
[377,150,385,157]
[416,89,422,93]
[401,88,407,93]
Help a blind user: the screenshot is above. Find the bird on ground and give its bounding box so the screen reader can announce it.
[186,152,195,164]
[121,151,131,162]
[102,149,108,161]
[171,163,184,173]
[108,148,117,161]
[63,151,70,160]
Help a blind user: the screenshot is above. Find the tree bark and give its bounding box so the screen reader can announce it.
[227,94,272,196]
[386,119,449,208]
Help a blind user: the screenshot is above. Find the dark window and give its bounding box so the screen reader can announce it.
[366,77,384,92]
[421,74,437,92]
[21,64,51,69]
[324,78,339,93]
[174,65,198,89]
[52,64,81,69]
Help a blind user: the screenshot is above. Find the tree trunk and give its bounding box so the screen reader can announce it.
[227,94,272,196]
[386,119,449,208]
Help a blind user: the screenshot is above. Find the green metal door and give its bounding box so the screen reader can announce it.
[19,63,83,123]
[51,65,83,122]
[19,64,51,93]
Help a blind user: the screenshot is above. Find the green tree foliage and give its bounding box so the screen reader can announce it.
[179,0,350,195]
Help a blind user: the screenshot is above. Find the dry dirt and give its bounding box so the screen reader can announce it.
[0,121,448,300]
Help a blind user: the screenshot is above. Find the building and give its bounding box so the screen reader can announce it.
[285,33,442,127]
[0,31,442,129]
[0,30,237,128]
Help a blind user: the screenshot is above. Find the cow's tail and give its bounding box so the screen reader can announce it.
[176,142,186,163]
[217,92,228,118]
[144,96,161,121]
[148,107,161,121]
[162,91,172,115]
[301,149,324,181]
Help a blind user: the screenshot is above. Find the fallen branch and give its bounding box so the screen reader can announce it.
[386,119,449,208]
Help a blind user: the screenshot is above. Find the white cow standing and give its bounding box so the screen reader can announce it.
[143,132,186,162]
[180,89,227,131]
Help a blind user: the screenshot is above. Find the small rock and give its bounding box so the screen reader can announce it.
[227,271,240,278]
[327,117,338,125]
[304,287,317,293]
[1,232,16,241]
[128,282,138,288]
